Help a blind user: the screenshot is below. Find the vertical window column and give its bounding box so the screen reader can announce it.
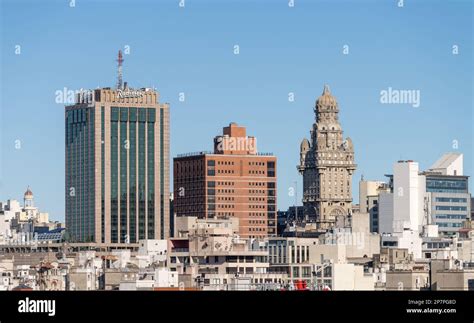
[110,107,119,243]
[129,108,137,243]
[138,108,146,239]
[120,108,128,243]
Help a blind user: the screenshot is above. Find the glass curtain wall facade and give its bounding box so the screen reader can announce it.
[66,88,169,243]
[65,107,95,242]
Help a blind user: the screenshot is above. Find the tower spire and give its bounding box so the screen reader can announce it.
[323,84,330,95]
[117,50,124,90]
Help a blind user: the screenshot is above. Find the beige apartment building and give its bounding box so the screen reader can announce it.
[385,267,430,290]
[169,217,286,290]
[433,269,474,290]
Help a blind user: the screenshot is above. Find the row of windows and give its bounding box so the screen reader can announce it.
[324,167,346,173]
[435,197,468,203]
[324,180,350,186]
[425,242,450,249]
[250,212,266,217]
[217,204,235,209]
[217,189,235,194]
[437,222,464,228]
[426,178,468,193]
[217,169,235,174]
[249,220,265,224]
[110,107,156,123]
[176,163,204,173]
[327,202,346,207]
[249,227,266,232]
[176,189,272,196]
[292,266,313,278]
[250,182,266,187]
[217,181,234,186]
[66,108,87,124]
[249,161,266,166]
[435,214,466,220]
[217,212,234,217]
[179,206,205,212]
[217,197,235,201]
[249,170,265,175]
[218,161,234,165]
[435,206,467,211]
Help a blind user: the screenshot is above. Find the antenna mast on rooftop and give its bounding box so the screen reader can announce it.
[116,50,124,90]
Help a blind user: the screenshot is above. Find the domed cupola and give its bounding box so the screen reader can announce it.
[24,186,34,208]
[315,85,338,111]
[24,186,34,199]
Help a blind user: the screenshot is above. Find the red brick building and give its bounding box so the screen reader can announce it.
[173,123,277,238]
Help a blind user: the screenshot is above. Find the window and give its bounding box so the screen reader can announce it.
[147,108,156,122]
[323,266,332,277]
[302,267,311,278]
[468,279,474,291]
[138,108,147,122]
[207,181,215,187]
[292,267,300,277]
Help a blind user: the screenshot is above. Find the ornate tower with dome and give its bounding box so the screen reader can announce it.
[298,85,356,230]
[24,186,34,209]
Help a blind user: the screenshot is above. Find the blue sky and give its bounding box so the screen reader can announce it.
[1,0,472,221]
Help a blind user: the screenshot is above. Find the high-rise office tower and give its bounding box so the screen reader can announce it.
[298,85,356,230]
[65,52,170,243]
[174,123,277,238]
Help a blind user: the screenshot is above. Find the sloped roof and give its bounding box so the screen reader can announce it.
[429,153,461,170]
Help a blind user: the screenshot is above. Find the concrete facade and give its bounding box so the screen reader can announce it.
[359,180,390,232]
[385,269,430,290]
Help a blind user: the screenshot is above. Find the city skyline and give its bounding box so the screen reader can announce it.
[1,0,472,221]
[1,3,474,320]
